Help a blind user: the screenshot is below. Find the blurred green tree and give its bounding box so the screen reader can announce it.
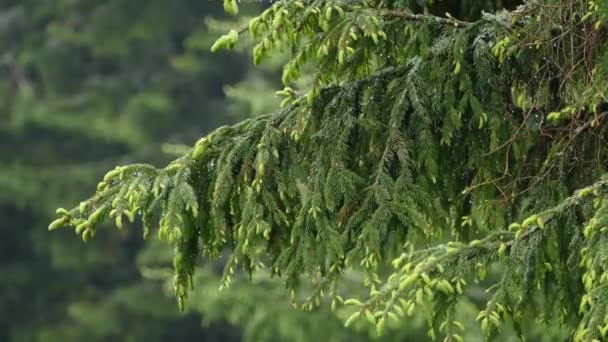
[0,0,250,340]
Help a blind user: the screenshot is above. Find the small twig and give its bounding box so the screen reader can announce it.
[572,111,608,139]
[381,10,473,27]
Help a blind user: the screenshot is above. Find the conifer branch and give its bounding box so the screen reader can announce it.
[50,0,608,339]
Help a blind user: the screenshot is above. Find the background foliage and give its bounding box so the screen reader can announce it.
[1,1,253,340]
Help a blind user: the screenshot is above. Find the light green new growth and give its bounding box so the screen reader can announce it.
[51,0,608,340]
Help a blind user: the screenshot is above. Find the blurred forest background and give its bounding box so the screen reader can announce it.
[0,1,570,341]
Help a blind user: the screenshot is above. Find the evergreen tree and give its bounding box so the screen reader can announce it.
[52,0,608,340]
[0,0,256,340]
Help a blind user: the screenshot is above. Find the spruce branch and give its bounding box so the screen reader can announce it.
[49,1,608,339]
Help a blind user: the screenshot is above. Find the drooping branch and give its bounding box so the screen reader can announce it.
[50,0,608,340]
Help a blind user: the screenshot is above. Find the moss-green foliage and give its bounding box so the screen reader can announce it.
[53,0,608,340]
[0,0,261,340]
[146,261,431,342]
